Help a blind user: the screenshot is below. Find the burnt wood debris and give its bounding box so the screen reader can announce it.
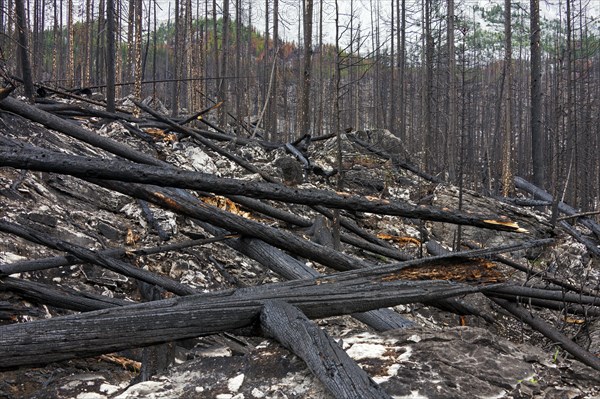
[1,92,600,398]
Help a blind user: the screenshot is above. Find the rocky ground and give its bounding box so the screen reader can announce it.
[1,94,599,398]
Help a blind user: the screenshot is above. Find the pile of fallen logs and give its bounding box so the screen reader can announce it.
[1,93,600,397]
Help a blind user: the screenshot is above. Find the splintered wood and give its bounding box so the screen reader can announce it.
[381,258,504,284]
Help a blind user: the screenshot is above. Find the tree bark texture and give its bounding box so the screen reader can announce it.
[530,0,544,188]
[0,272,485,369]
[260,300,392,399]
[14,0,35,101]
[0,145,529,233]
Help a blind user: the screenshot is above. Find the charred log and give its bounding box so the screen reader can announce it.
[0,220,196,295]
[492,297,600,371]
[260,300,392,399]
[0,267,487,369]
[515,176,600,238]
[0,145,530,233]
[0,235,233,276]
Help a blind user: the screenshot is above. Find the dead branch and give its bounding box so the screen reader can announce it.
[557,210,600,221]
[227,195,412,261]
[348,133,443,183]
[0,97,161,165]
[559,220,600,257]
[0,277,129,311]
[195,221,415,331]
[463,240,600,297]
[486,285,600,307]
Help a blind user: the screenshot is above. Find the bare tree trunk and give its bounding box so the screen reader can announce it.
[267,0,278,139]
[51,0,59,81]
[501,0,513,196]
[96,0,105,86]
[316,0,324,134]
[126,0,135,94]
[298,0,313,137]
[67,0,74,86]
[423,0,433,172]
[530,0,544,188]
[32,0,40,80]
[106,0,116,112]
[218,0,230,125]
[171,0,180,116]
[152,0,157,99]
[333,0,342,250]
[389,0,395,132]
[398,0,405,142]
[83,0,92,86]
[262,0,269,122]
[447,0,456,180]
[14,0,34,101]
[133,0,142,112]
[234,0,242,129]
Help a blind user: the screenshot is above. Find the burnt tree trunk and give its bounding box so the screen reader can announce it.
[261,300,392,399]
[0,145,529,233]
[0,271,485,369]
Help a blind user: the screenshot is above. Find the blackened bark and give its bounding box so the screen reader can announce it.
[106,0,116,112]
[492,298,600,371]
[0,145,531,233]
[14,0,34,101]
[530,0,544,188]
[261,300,392,399]
[0,271,485,369]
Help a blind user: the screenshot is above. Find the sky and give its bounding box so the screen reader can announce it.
[58,0,599,49]
[146,0,600,48]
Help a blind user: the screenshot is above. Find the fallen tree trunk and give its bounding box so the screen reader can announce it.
[347,134,443,183]
[0,220,196,295]
[0,235,233,276]
[496,196,553,207]
[558,220,600,257]
[197,222,415,331]
[0,277,130,311]
[35,102,141,123]
[463,240,600,297]
[0,97,160,165]
[0,145,529,233]
[95,180,549,274]
[485,285,600,307]
[491,297,600,371]
[134,100,280,182]
[227,195,412,261]
[515,176,600,238]
[149,101,403,252]
[260,300,392,399]
[0,266,489,369]
[488,294,600,317]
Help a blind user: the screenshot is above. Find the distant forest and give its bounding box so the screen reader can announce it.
[1,0,599,214]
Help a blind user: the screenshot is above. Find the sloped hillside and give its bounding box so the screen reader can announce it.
[1,93,599,398]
